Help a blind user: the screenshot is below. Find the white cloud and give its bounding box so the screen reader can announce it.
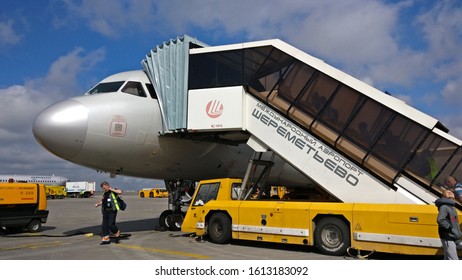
[61,0,156,37]
[29,47,106,97]
[151,0,462,110]
[441,114,462,140]
[57,0,459,90]
[393,94,413,105]
[0,48,106,178]
[441,78,462,105]
[144,0,433,89]
[413,0,462,119]
[417,0,462,61]
[0,20,21,46]
[59,0,461,97]
[0,85,48,134]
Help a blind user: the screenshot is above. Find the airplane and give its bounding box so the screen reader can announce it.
[32,70,311,230]
[0,174,69,186]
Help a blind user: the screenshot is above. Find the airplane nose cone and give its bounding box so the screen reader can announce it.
[33,99,88,160]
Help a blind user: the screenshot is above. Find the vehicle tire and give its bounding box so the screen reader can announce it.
[159,209,173,228]
[139,192,145,198]
[207,212,232,244]
[314,217,350,256]
[149,192,154,198]
[27,220,42,233]
[166,212,185,231]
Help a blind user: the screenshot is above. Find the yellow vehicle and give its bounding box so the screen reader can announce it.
[45,185,67,199]
[182,178,461,257]
[0,182,49,233]
[138,188,168,198]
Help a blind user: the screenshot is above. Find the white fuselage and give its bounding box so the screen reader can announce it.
[33,71,309,186]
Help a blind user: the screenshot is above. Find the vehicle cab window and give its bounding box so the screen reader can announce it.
[231,183,242,200]
[192,183,219,206]
[122,81,146,97]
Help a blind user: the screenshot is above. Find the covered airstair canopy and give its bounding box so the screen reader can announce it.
[142,34,208,132]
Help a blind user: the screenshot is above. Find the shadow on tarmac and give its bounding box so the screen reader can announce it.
[62,218,159,236]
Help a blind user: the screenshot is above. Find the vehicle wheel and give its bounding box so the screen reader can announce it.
[159,210,173,228]
[314,217,350,256]
[166,212,185,231]
[207,212,232,244]
[149,192,154,198]
[139,192,145,198]
[27,220,42,233]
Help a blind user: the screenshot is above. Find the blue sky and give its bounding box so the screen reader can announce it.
[0,0,461,190]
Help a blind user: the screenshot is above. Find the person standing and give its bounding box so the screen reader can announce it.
[94,181,122,245]
[435,190,462,260]
[444,176,462,201]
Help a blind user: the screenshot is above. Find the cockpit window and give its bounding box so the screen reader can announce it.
[87,81,124,94]
[145,83,157,99]
[122,81,147,97]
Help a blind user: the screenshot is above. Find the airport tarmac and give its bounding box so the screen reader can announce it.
[0,193,439,260]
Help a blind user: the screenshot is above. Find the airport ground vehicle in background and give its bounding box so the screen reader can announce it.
[45,185,67,199]
[0,182,49,233]
[138,188,168,198]
[182,178,462,257]
[65,181,95,198]
[0,175,69,186]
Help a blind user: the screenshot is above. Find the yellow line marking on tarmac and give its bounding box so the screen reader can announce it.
[114,244,210,259]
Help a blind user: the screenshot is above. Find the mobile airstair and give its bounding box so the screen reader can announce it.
[142,35,462,205]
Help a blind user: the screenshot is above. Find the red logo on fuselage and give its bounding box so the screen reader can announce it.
[206,100,223,118]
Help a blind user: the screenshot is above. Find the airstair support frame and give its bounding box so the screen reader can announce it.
[142,35,208,133]
[239,152,275,201]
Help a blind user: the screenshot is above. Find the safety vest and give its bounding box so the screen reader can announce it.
[425,157,438,180]
[111,192,120,211]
